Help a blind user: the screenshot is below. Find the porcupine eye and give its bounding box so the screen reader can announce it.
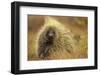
[45,28,56,45]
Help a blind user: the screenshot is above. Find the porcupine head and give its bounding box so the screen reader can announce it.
[36,17,76,60]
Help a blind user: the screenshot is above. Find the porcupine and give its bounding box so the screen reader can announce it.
[36,17,77,60]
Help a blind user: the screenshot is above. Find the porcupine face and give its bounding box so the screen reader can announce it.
[45,27,56,45]
[37,26,58,59]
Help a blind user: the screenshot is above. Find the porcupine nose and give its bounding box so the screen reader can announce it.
[47,28,55,38]
[48,31,54,37]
